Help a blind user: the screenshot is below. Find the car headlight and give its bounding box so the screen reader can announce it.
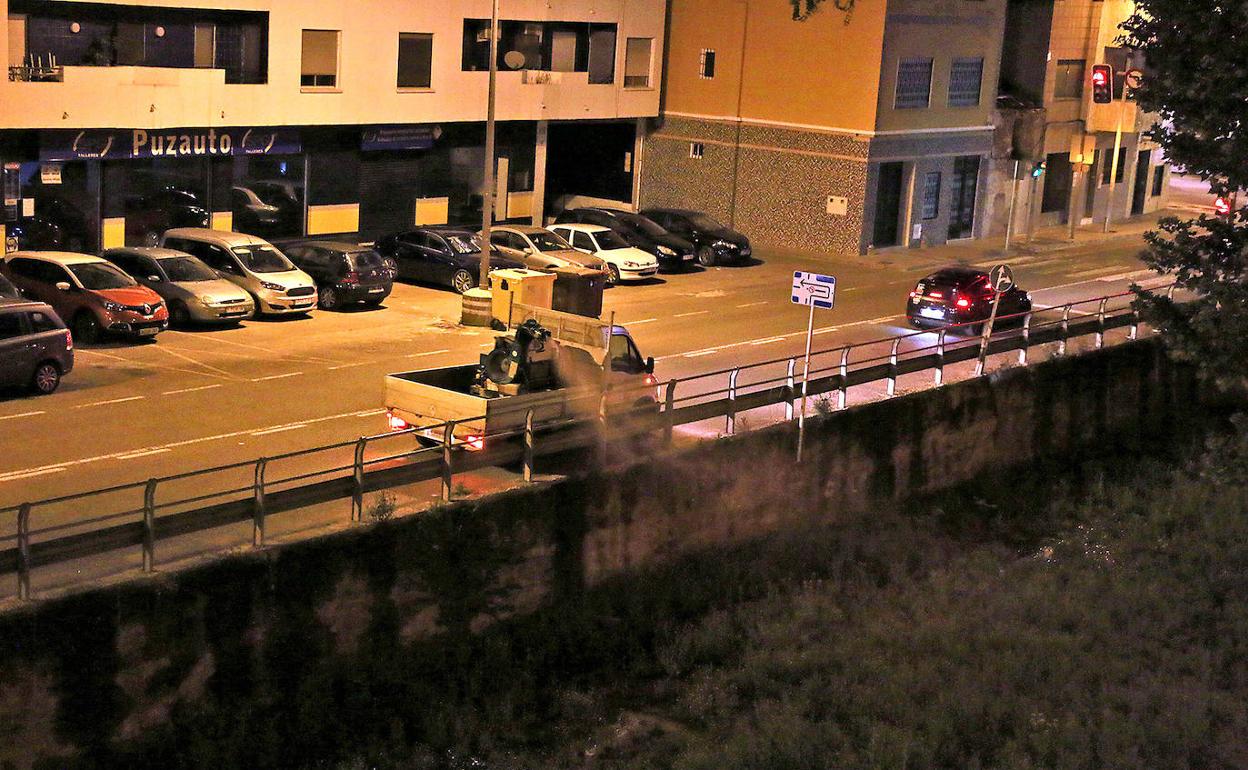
[199,296,215,306]
[101,300,125,312]
[657,245,676,256]
[260,281,284,292]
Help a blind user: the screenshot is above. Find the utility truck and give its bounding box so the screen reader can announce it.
[384,305,657,449]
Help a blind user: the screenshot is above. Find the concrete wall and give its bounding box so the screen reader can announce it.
[0,340,1199,767]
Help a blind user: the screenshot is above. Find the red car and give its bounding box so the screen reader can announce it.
[1,251,169,343]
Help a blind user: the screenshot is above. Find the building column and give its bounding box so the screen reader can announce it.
[901,161,918,247]
[531,120,547,226]
[630,117,645,209]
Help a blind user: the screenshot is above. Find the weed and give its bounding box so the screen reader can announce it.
[366,492,396,522]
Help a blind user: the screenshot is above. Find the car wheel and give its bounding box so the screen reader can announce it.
[73,312,100,344]
[318,286,340,310]
[382,256,398,275]
[142,230,160,247]
[31,361,61,395]
[451,270,476,294]
[606,264,621,285]
[697,246,716,267]
[170,301,192,327]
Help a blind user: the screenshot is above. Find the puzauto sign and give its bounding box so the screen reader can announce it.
[40,127,301,161]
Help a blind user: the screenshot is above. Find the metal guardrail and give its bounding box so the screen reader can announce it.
[0,286,1172,601]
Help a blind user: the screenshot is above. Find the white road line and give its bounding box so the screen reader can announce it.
[736,301,768,308]
[0,466,67,483]
[151,344,238,380]
[1066,265,1135,279]
[327,361,371,370]
[250,372,304,382]
[684,349,720,357]
[162,384,223,396]
[73,395,145,409]
[675,310,710,318]
[352,409,385,418]
[1096,269,1154,283]
[625,318,658,325]
[252,424,307,436]
[0,410,45,422]
[752,337,785,345]
[405,348,451,358]
[116,448,172,460]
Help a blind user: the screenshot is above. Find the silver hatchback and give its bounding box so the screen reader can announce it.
[103,247,255,325]
[0,298,73,394]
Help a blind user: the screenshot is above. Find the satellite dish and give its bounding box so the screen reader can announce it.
[503,51,526,70]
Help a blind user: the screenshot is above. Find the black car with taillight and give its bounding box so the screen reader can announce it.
[640,208,752,267]
[283,241,394,310]
[906,267,1031,333]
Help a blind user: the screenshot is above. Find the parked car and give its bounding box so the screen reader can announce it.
[283,241,394,309]
[640,208,753,266]
[1,251,169,343]
[5,216,65,253]
[375,227,524,294]
[485,225,608,272]
[906,267,1032,333]
[0,272,22,299]
[102,247,255,326]
[0,297,72,394]
[548,224,659,284]
[125,187,211,246]
[231,186,283,233]
[555,207,694,271]
[161,229,317,316]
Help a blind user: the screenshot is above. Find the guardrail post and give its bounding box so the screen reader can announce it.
[142,479,157,573]
[441,422,454,502]
[253,459,267,546]
[1018,312,1032,365]
[16,504,31,601]
[726,368,739,435]
[784,358,796,420]
[663,381,676,446]
[597,391,609,465]
[886,338,901,397]
[523,409,535,483]
[838,346,849,410]
[1058,305,1071,356]
[351,437,367,522]
[1167,284,1176,300]
[1129,307,1139,340]
[1095,297,1108,349]
[934,329,946,386]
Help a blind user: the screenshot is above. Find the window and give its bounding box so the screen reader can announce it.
[1152,164,1165,196]
[460,19,615,83]
[922,172,941,219]
[895,58,933,109]
[397,33,433,88]
[948,57,983,107]
[1053,59,1085,99]
[690,142,705,159]
[572,231,595,251]
[1101,146,1127,185]
[0,312,22,340]
[301,29,339,88]
[624,37,653,88]
[699,49,716,79]
[29,311,61,333]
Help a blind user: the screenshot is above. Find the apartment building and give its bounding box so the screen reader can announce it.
[1,0,664,251]
[993,0,1168,236]
[639,0,1008,254]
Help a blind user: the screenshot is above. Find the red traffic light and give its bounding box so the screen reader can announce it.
[1091,64,1113,104]
[1214,196,1232,216]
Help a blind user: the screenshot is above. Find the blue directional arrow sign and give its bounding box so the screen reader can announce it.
[791,270,836,309]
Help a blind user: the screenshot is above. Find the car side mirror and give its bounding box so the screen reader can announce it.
[147,275,162,283]
[55,281,71,291]
[646,356,655,374]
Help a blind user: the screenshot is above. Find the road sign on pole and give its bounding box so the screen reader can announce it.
[976,263,1012,376]
[989,263,1015,293]
[792,271,835,462]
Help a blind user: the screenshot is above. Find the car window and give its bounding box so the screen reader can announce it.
[347,250,384,271]
[620,214,666,237]
[595,230,630,250]
[687,213,724,230]
[69,262,138,290]
[29,310,62,332]
[0,273,18,298]
[0,311,23,340]
[608,333,645,373]
[160,256,217,282]
[505,232,528,250]
[530,230,571,252]
[232,245,294,273]
[572,231,595,251]
[445,234,482,255]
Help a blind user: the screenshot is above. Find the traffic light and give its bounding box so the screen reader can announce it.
[1091,64,1113,104]
[1214,196,1232,217]
[1031,161,1047,178]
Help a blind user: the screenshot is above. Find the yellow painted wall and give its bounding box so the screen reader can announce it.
[506,191,534,220]
[307,203,360,235]
[414,197,449,226]
[211,211,233,232]
[101,217,126,249]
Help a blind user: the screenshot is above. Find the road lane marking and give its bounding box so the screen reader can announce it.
[252,424,307,436]
[162,384,223,396]
[675,310,710,318]
[151,344,239,380]
[0,410,45,422]
[250,372,304,382]
[625,318,658,325]
[1095,269,1154,283]
[327,361,371,370]
[0,466,67,483]
[117,448,172,460]
[736,301,767,308]
[73,396,145,409]
[405,349,450,358]
[684,349,719,357]
[752,337,785,345]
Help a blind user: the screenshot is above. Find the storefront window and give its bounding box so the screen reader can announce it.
[103,157,210,246]
[12,161,97,252]
[229,156,305,240]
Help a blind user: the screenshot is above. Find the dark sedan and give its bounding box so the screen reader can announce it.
[280,241,394,310]
[554,207,694,271]
[906,267,1032,334]
[375,227,524,294]
[641,208,752,267]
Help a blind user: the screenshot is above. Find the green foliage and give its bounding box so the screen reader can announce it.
[366,492,397,522]
[1122,2,1248,384]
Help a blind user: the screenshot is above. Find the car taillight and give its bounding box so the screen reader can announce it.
[928,290,944,299]
[342,270,361,285]
[386,411,408,431]
[955,296,971,309]
[65,330,73,350]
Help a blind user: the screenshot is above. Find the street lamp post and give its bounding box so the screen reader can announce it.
[479,0,500,289]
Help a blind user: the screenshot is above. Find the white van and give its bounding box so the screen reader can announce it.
[161,228,316,316]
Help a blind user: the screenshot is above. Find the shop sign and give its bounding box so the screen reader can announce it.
[40,164,62,185]
[40,128,302,161]
[361,125,442,152]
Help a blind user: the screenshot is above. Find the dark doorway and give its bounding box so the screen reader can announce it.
[871,161,904,247]
[948,155,981,240]
[544,121,636,215]
[1131,149,1150,215]
[1041,152,1072,219]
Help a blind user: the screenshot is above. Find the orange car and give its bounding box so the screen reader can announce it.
[1,251,169,343]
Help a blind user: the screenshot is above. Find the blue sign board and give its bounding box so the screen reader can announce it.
[791,270,836,309]
[360,125,442,152]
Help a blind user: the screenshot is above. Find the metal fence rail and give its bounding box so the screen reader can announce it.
[0,286,1170,601]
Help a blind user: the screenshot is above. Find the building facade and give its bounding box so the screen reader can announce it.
[1,0,665,251]
[991,0,1168,238]
[639,0,1008,254]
